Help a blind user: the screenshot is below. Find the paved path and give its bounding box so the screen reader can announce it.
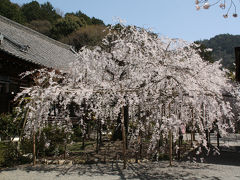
[183,133,240,152]
[0,161,240,180]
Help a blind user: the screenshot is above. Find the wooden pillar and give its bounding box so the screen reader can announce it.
[33,131,36,166]
[121,106,127,169]
[169,130,173,166]
[191,132,193,147]
[168,103,172,166]
[139,133,143,160]
[136,105,142,162]
[191,108,194,147]
[206,130,208,142]
[208,131,211,145]
[124,105,129,149]
[177,139,180,161]
[99,121,102,146]
[96,124,99,153]
[82,133,85,150]
[64,144,67,160]
[178,131,182,161]
[82,99,86,150]
[235,47,240,82]
[206,130,210,147]
[96,119,100,153]
[217,132,220,149]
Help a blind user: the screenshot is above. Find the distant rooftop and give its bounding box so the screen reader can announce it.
[0,15,77,71]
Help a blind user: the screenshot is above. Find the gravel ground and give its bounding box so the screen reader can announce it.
[0,161,240,180]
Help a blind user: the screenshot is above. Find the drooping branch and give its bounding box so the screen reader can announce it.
[195,0,239,18]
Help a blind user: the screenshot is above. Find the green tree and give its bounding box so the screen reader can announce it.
[0,0,25,24]
[21,1,42,22]
[0,110,24,141]
[74,10,93,25]
[91,17,104,25]
[40,2,61,23]
[60,25,107,51]
[73,11,105,26]
[50,14,86,40]
[198,34,240,71]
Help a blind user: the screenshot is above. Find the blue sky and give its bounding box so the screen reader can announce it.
[11,0,240,42]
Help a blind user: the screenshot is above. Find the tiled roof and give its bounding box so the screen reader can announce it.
[0,15,77,71]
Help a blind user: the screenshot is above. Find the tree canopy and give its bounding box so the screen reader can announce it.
[16,25,236,158]
[0,0,25,23]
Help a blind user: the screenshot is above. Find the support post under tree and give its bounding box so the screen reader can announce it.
[168,103,173,166]
[82,99,87,150]
[96,119,99,153]
[217,132,220,149]
[209,131,211,145]
[99,121,102,146]
[121,106,127,169]
[124,105,129,149]
[82,132,86,150]
[169,130,173,166]
[64,144,67,160]
[136,105,142,163]
[191,108,194,148]
[191,131,193,148]
[33,131,36,166]
[178,130,183,161]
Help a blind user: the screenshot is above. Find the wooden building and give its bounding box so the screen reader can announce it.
[0,15,77,114]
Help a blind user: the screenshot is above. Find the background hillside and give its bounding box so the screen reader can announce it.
[196,34,240,72]
[0,0,106,51]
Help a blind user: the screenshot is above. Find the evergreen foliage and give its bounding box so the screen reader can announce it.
[0,0,25,23]
[60,25,107,51]
[197,34,240,71]
[0,0,106,49]
[50,14,86,40]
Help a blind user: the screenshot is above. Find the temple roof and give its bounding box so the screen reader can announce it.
[0,15,77,71]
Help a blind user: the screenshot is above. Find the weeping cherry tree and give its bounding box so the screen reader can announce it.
[16,24,236,166]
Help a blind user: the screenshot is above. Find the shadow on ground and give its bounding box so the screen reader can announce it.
[1,144,239,180]
[182,144,240,166]
[0,161,223,180]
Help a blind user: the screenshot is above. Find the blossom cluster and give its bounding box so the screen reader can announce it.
[195,0,238,18]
